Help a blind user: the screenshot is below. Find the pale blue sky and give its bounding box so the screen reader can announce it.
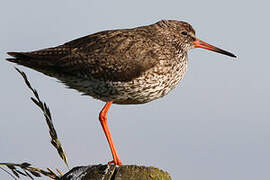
[0,0,269,179]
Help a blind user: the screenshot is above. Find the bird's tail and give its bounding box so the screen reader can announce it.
[6,51,66,79]
[6,51,62,70]
[8,52,44,66]
[7,52,30,66]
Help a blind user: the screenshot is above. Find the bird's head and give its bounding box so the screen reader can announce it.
[156,20,236,58]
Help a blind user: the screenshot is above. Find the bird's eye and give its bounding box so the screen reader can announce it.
[181,31,188,36]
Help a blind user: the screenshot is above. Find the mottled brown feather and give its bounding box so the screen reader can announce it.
[6,20,195,82]
[7,28,163,81]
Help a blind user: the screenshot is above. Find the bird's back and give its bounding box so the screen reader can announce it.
[6,21,188,104]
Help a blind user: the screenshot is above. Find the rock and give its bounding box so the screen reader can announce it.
[60,164,172,180]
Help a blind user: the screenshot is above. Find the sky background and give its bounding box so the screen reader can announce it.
[0,0,269,179]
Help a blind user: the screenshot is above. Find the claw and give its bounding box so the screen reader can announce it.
[108,159,122,165]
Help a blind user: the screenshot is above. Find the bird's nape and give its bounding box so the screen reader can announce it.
[193,38,236,58]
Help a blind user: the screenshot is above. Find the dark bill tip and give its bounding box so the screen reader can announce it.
[193,38,236,58]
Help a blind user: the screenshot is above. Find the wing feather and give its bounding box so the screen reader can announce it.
[7,27,162,82]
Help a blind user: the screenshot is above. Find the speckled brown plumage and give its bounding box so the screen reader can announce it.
[6,19,236,165]
[6,20,235,104]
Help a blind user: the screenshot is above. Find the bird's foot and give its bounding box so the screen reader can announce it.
[108,159,122,165]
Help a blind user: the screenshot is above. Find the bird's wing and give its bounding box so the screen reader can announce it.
[7,29,162,82]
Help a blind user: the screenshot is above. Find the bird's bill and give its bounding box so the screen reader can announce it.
[193,38,236,58]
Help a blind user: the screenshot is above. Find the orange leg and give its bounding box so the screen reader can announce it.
[99,101,122,165]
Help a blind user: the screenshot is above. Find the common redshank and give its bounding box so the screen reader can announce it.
[6,20,236,165]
